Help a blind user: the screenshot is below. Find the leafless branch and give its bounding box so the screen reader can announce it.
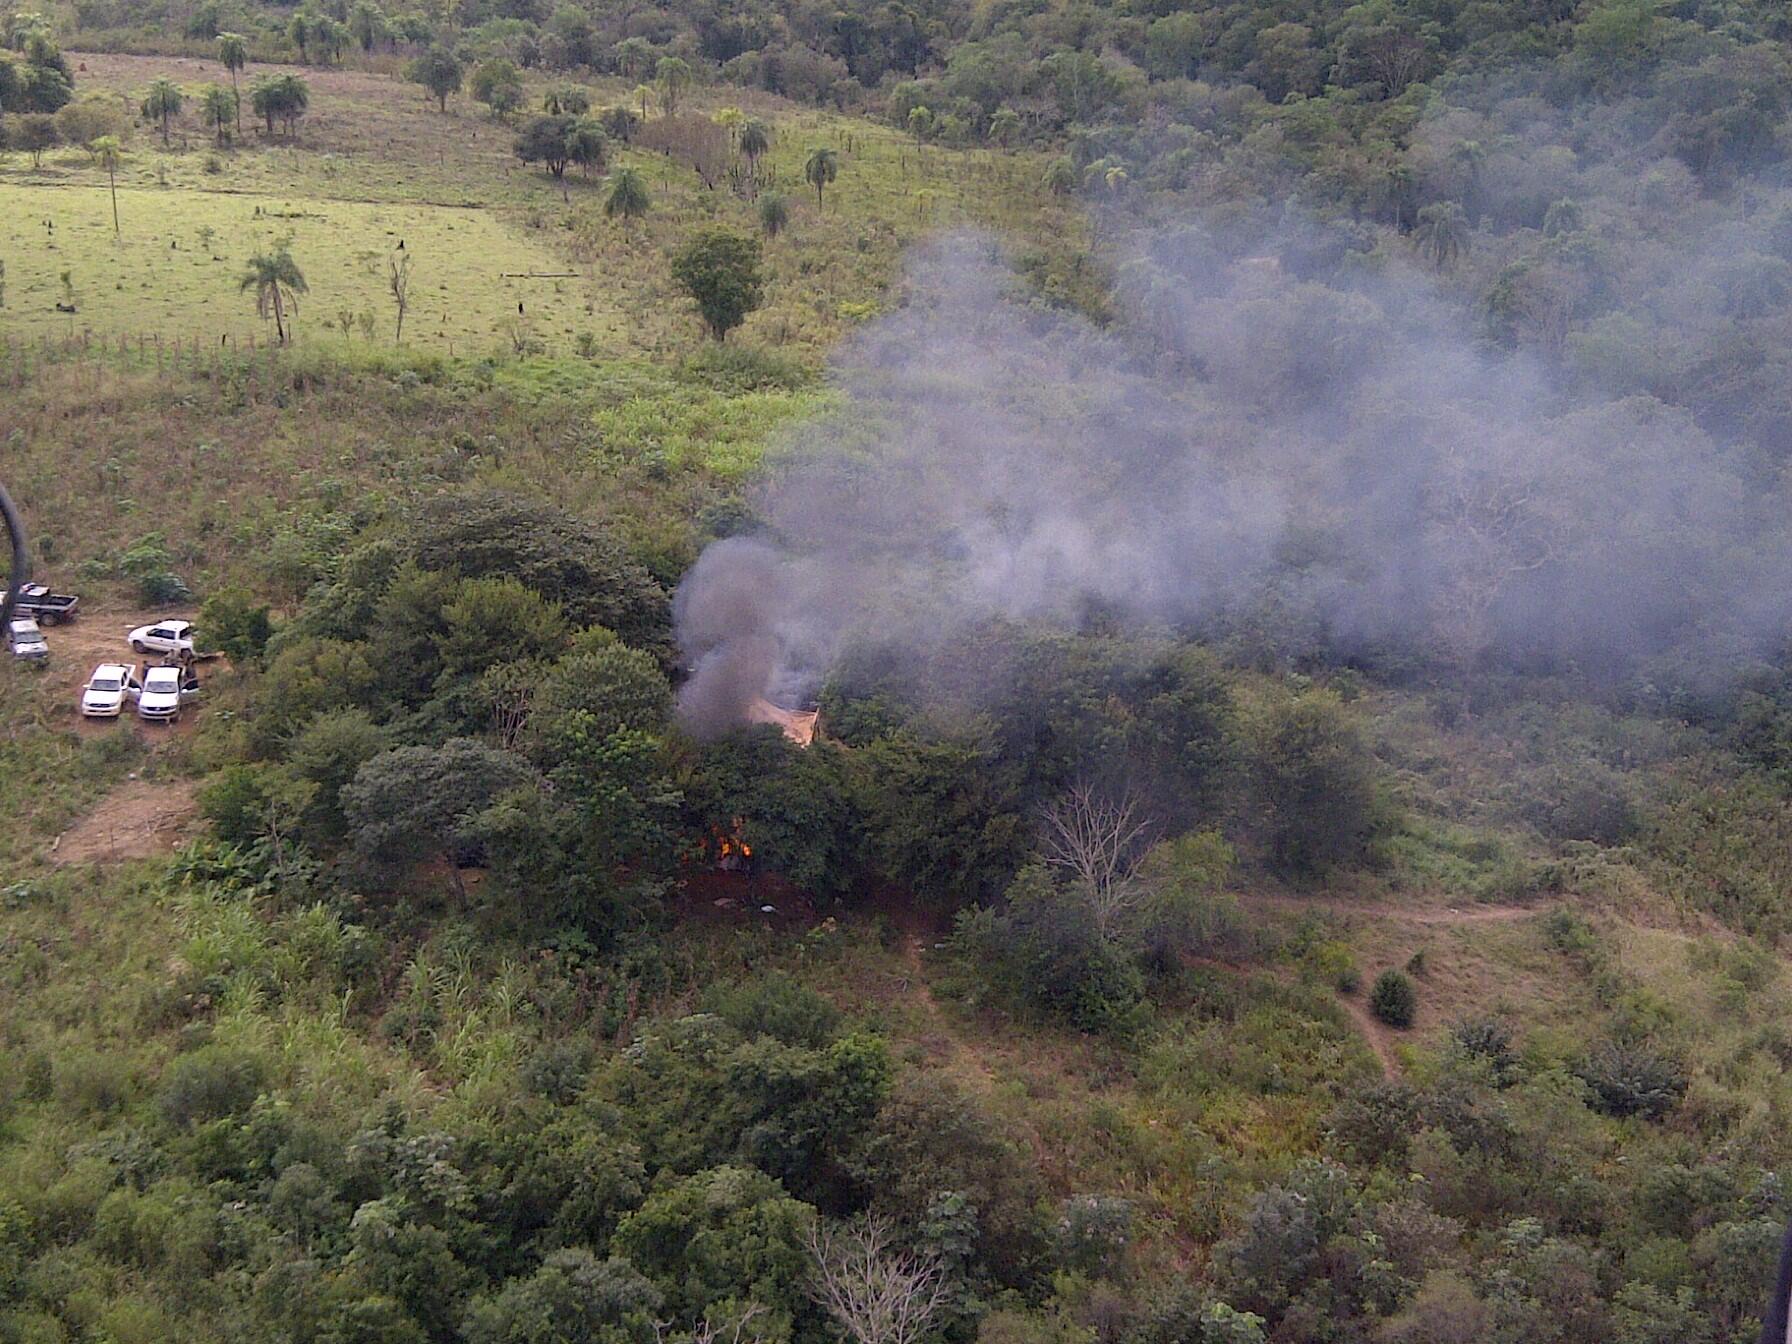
[1038,780,1157,940]
[805,1216,952,1344]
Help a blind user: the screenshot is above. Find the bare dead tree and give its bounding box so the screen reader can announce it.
[1038,780,1157,941]
[654,1304,769,1344]
[806,1217,951,1344]
[388,250,414,344]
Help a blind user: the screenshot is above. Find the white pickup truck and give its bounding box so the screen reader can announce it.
[7,618,48,664]
[81,663,143,718]
[127,620,196,657]
[136,664,199,723]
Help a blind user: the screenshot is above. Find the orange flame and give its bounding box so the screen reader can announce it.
[714,818,753,864]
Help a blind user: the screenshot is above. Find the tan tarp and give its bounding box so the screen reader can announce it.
[747,697,818,747]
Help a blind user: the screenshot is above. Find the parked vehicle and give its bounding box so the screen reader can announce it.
[128,620,195,657]
[6,583,79,624]
[80,663,142,718]
[7,617,48,664]
[136,664,198,723]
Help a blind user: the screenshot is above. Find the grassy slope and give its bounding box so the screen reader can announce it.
[1,52,1078,359]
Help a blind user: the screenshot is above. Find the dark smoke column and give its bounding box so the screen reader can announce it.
[672,536,792,738]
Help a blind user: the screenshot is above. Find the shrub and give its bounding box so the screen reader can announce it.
[1055,1194,1134,1277]
[953,868,1146,1035]
[1255,690,1383,875]
[157,1046,265,1127]
[1576,1040,1688,1119]
[118,533,190,607]
[1451,1016,1518,1083]
[1369,970,1417,1028]
[197,586,273,666]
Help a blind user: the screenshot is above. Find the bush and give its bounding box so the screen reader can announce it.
[1255,690,1383,875]
[1576,1040,1688,1119]
[954,867,1146,1035]
[118,533,190,607]
[1369,970,1417,1028]
[157,1046,265,1128]
[197,586,273,666]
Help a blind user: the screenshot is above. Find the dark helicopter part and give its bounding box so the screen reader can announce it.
[0,478,28,634]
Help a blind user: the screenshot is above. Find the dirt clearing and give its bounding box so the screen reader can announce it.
[50,776,201,866]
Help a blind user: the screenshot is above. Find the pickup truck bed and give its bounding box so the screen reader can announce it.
[8,584,79,624]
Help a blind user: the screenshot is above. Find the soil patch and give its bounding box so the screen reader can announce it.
[51,775,201,866]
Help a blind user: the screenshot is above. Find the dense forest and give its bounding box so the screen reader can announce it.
[8,0,1792,1338]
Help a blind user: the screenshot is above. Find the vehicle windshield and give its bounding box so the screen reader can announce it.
[145,670,179,691]
[90,677,120,692]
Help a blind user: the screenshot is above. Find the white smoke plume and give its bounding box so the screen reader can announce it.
[672,227,1792,736]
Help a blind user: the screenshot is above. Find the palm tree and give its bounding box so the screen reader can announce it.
[632,83,654,121]
[240,248,307,344]
[604,166,650,232]
[216,32,247,132]
[91,135,122,236]
[200,84,237,145]
[803,146,838,208]
[1414,201,1470,270]
[1450,139,1486,221]
[654,56,691,117]
[757,192,789,239]
[739,117,770,166]
[142,78,183,146]
[988,106,1020,146]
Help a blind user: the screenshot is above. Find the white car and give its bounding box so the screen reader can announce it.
[81,663,142,718]
[128,620,195,657]
[137,665,198,723]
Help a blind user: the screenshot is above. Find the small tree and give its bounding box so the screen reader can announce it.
[542,83,589,115]
[803,145,838,207]
[757,192,789,238]
[407,47,462,112]
[199,83,236,145]
[566,115,606,175]
[1414,200,1469,270]
[988,106,1020,145]
[91,134,122,236]
[250,74,309,137]
[514,113,575,177]
[141,77,183,145]
[286,10,313,61]
[1369,970,1416,1028]
[216,31,247,131]
[16,112,60,166]
[604,165,649,230]
[670,228,764,341]
[654,55,691,117]
[470,57,523,117]
[348,1,388,53]
[342,739,537,899]
[387,248,413,342]
[240,246,307,344]
[738,116,770,165]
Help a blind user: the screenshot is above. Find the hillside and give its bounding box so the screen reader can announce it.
[6,7,1792,1344]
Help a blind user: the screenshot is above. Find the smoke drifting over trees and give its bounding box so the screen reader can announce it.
[675,224,1792,735]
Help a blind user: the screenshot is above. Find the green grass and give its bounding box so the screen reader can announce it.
[0,51,1090,360]
[0,183,599,350]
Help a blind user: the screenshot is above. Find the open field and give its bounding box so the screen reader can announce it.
[0,183,600,350]
[0,52,1088,359]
